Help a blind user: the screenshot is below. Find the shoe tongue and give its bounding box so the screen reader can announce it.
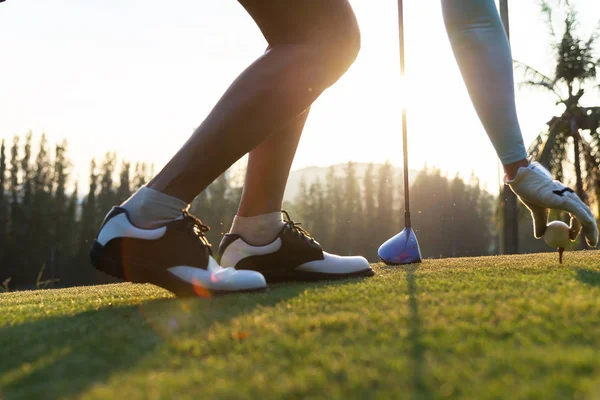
[174,212,203,225]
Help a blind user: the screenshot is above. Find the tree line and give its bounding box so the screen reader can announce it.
[292,163,499,262]
[0,132,505,291]
[0,132,154,289]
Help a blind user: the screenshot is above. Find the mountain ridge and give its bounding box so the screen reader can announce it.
[283,162,419,202]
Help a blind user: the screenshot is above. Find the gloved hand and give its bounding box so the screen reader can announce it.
[506,161,598,247]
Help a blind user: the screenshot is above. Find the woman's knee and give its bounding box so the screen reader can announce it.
[249,0,362,91]
[308,15,362,88]
[329,21,362,77]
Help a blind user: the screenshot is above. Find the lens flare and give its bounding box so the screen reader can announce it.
[192,278,212,298]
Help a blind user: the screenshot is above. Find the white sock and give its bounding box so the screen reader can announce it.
[120,186,188,229]
[230,212,285,245]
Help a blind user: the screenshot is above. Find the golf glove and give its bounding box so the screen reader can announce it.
[506,161,598,248]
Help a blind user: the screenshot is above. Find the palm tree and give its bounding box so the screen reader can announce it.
[515,0,600,248]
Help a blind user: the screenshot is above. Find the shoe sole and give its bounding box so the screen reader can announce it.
[258,267,375,284]
[89,241,267,297]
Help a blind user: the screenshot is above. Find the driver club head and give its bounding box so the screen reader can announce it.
[377,227,422,265]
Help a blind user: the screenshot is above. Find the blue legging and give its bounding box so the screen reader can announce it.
[442,0,527,165]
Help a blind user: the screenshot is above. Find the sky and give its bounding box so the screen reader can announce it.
[1,0,599,194]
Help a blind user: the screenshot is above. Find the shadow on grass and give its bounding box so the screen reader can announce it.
[0,279,362,399]
[401,264,432,400]
[575,268,600,287]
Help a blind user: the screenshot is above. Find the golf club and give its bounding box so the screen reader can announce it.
[377,0,423,265]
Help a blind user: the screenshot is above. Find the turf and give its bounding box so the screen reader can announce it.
[2,251,600,399]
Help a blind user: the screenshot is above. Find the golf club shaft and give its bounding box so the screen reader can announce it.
[398,0,411,228]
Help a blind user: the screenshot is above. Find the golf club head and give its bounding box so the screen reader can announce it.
[378,227,422,265]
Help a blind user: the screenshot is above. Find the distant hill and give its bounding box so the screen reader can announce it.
[283,162,420,202]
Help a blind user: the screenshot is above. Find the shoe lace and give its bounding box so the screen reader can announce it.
[182,210,212,248]
[282,210,315,243]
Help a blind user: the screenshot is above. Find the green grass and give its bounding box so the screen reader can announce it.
[2,251,600,399]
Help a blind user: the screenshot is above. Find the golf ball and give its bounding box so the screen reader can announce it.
[543,220,570,249]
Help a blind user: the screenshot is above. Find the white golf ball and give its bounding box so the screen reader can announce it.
[543,220,570,249]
